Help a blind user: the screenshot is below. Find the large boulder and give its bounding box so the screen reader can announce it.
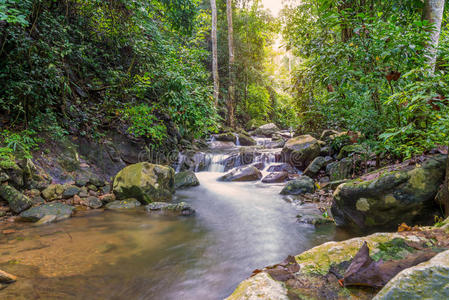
[41,184,64,201]
[282,135,321,169]
[238,133,257,146]
[105,199,141,209]
[266,163,297,174]
[174,171,200,189]
[374,249,449,300]
[254,123,280,137]
[280,176,315,195]
[145,202,195,216]
[326,158,353,181]
[218,166,262,182]
[227,224,449,300]
[0,184,33,213]
[304,156,327,177]
[112,162,175,204]
[332,154,447,231]
[20,203,74,222]
[262,172,289,183]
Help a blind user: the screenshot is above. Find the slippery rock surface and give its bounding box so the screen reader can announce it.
[20,203,74,222]
[174,171,200,189]
[0,184,33,214]
[218,166,262,182]
[113,162,175,204]
[332,154,447,230]
[254,123,280,137]
[374,249,449,300]
[262,172,288,183]
[280,176,315,195]
[145,202,195,216]
[227,225,449,300]
[105,199,141,209]
[281,135,321,169]
[304,156,327,177]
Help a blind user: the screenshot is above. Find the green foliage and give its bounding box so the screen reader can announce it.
[0,0,217,147]
[242,84,271,121]
[0,129,41,168]
[284,0,449,158]
[122,104,167,145]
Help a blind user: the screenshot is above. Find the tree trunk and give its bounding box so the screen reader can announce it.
[210,0,219,106]
[226,0,235,128]
[423,0,445,73]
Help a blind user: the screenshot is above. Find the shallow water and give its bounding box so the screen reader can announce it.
[0,172,349,300]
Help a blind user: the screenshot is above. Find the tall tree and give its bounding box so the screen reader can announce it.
[211,0,219,106]
[226,0,235,128]
[423,0,445,73]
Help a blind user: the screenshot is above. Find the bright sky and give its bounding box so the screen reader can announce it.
[261,0,283,16]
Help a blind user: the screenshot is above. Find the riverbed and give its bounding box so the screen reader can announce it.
[0,171,349,299]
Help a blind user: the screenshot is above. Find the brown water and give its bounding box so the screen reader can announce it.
[0,172,349,300]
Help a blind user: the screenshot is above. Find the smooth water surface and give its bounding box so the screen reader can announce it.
[0,172,348,300]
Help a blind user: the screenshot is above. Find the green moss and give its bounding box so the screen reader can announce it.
[371,238,414,261]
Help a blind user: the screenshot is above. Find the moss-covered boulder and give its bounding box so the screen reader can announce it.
[20,203,74,222]
[304,156,327,177]
[332,154,447,231]
[227,225,449,300]
[282,135,321,169]
[0,184,33,213]
[254,123,280,137]
[238,133,257,146]
[374,249,449,300]
[326,158,353,181]
[280,176,315,195]
[174,171,200,189]
[218,166,262,182]
[214,132,236,142]
[112,162,175,204]
[41,184,64,201]
[105,198,141,209]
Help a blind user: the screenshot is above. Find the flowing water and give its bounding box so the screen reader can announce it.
[0,152,350,300]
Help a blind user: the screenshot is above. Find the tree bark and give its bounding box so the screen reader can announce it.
[210,0,219,106]
[226,0,235,128]
[423,0,445,73]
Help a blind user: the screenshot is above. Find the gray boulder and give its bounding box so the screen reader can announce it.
[175,171,200,189]
[262,172,289,183]
[282,135,321,169]
[326,158,353,181]
[304,156,327,177]
[332,154,447,230]
[280,176,315,195]
[105,199,141,209]
[254,123,280,137]
[218,166,262,182]
[20,203,74,222]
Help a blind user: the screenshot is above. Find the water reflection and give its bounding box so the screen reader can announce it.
[0,172,348,300]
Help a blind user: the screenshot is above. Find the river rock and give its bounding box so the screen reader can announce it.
[214,132,236,142]
[238,133,257,146]
[266,163,296,174]
[374,249,449,300]
[296,204,333,225]
[81,196,103,209]
[99,193,116,203]
[332,154,447,230]
[174,171,200,189]
[112,162,175,204]
[280,176,315,195]
[105,199,141,209]
[41,184,64,201]
[0,184,33,214]
[337,144,368,159]
[326,158,353,181]
[282,135,321,169]
[62,185,81,199]
[146,202,195,216]
[20,203,74,222]
[227,225,449,300]
[218,166,262,182]
[254,123,280,137]
[304,156,327,177]
[209,141,235,150]
[34,215,58,226]
[262,172,288,183]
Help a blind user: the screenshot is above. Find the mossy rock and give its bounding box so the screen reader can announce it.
[280,176,315,195]
[41,184,65,201]
[20,203,74,222]
[0,184,33,214]
[112,162,175,204]
[282,135,321,170]
[174,171,200,189]
[105,198,141,209]
[331,154,447,231]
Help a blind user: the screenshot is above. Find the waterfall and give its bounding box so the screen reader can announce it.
[175,152,186,173]
[234,134,240,146]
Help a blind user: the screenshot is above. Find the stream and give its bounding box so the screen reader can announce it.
[0,143,350,300]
